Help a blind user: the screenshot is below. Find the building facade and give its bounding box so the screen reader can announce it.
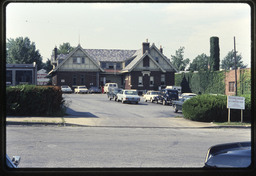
[6,63,37,86]
[49,41,177,92]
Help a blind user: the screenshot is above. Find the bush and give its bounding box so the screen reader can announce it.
[182,94,251,122]
[6,85,65,116]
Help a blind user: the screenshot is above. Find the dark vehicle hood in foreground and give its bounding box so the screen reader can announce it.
[204,142,251,168]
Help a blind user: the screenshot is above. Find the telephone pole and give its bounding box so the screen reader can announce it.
[234,37,237,96]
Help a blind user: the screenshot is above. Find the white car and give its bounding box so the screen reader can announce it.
[143,91,159,102]
[74,86,88,94]
[61,85,72,93]
[117,90,140,104]
[104,83,118,93]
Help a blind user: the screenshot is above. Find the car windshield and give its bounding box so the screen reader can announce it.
[151,92,159,95]
[125,91,138,95]
[168,91,178,95]
[61,86,68,88]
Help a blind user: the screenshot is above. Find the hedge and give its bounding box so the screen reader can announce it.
[6,85,65,116]
[182,94,251,122]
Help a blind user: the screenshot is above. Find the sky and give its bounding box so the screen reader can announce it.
[6,2,251,68]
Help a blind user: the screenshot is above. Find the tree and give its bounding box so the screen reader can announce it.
[42,59,53,73]
[171,46,190,72]
[221,50,247,70]
[210,37,220,71]
[57,42,74,54]
[6,37,43,70]
[188,53,209,72]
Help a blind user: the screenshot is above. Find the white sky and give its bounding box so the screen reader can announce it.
[6,2,251,67]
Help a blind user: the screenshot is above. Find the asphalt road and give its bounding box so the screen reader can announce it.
[7,126,250,168]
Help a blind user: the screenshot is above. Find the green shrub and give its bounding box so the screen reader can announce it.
[6,85,65,116]
[182,94,251,122]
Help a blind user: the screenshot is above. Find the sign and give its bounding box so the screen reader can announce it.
[227,96,245,110]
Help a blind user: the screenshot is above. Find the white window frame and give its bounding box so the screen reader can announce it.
[138,76,143,86]
[150,76,154,87]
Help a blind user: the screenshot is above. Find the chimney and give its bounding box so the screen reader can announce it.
[54,46,58,61]
[142,39,150,54]
[160,45,163,54]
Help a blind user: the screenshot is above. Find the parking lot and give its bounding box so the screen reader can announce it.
[63,93,193,127]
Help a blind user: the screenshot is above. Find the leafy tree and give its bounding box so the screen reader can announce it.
[188,53,209,72]
[6,37,43,70]
[42,59,53,73]
[210,37,220,71]
[171,46,190,71]
[57,42,74,54]
[221,50,247,70]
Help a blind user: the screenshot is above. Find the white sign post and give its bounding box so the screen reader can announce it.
[227,96,245,123]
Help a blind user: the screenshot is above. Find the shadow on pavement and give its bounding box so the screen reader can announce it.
[65,107,98,118]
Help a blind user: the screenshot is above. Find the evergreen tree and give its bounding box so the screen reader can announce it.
[210,37,220,71]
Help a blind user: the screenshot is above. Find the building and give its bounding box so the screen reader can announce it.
[225,68,251,96]
[6,62,37,86]
[49,40,177,92]
[37,69,50,85]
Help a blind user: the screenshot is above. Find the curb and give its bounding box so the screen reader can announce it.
[6,121,251,129]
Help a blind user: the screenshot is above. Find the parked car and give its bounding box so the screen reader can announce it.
[180,93,197,98]
[143,91,159,103]
[156,89,179,105]
[107,88,123,101]
[116,89,140,104]
[104,83,118,93]
[172,96,193,113]
[204,142,251,168]
[88,86,101,93]
[6,154,21,168]
[61,85,72,94]
[74,86,88,94]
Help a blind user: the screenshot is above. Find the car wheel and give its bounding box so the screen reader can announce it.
[145,99,147,102]
[109,97,112,100]
[122,99,125,104]
[174,106,178,113]
[114,97,117,101]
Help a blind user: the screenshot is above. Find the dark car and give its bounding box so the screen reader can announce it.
[88,86,101,93]
[204,142,251,168]
[107,88,123,101]
[172,96,193,113]
[6,154,21,168]
[156,89,179,105]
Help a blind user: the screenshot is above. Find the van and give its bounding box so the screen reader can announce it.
[104,83,118,93]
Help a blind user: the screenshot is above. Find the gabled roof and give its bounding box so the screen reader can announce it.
[50,45,104,73]
[84,49,137,62]
[150,43,178,72]
[122,50,166,72]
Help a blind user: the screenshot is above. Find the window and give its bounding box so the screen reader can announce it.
[73,58,77,64]
[155,57,159,63]
[229,82,235,92]
[82,57,85,64]
[161,74,165,85]
[143,57,149,67]
[150,76,154,86]
[73,75,77,85]
[73,57,85,64]
[138,76,143,85]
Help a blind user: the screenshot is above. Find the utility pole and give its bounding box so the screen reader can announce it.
[234,36,237,96]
